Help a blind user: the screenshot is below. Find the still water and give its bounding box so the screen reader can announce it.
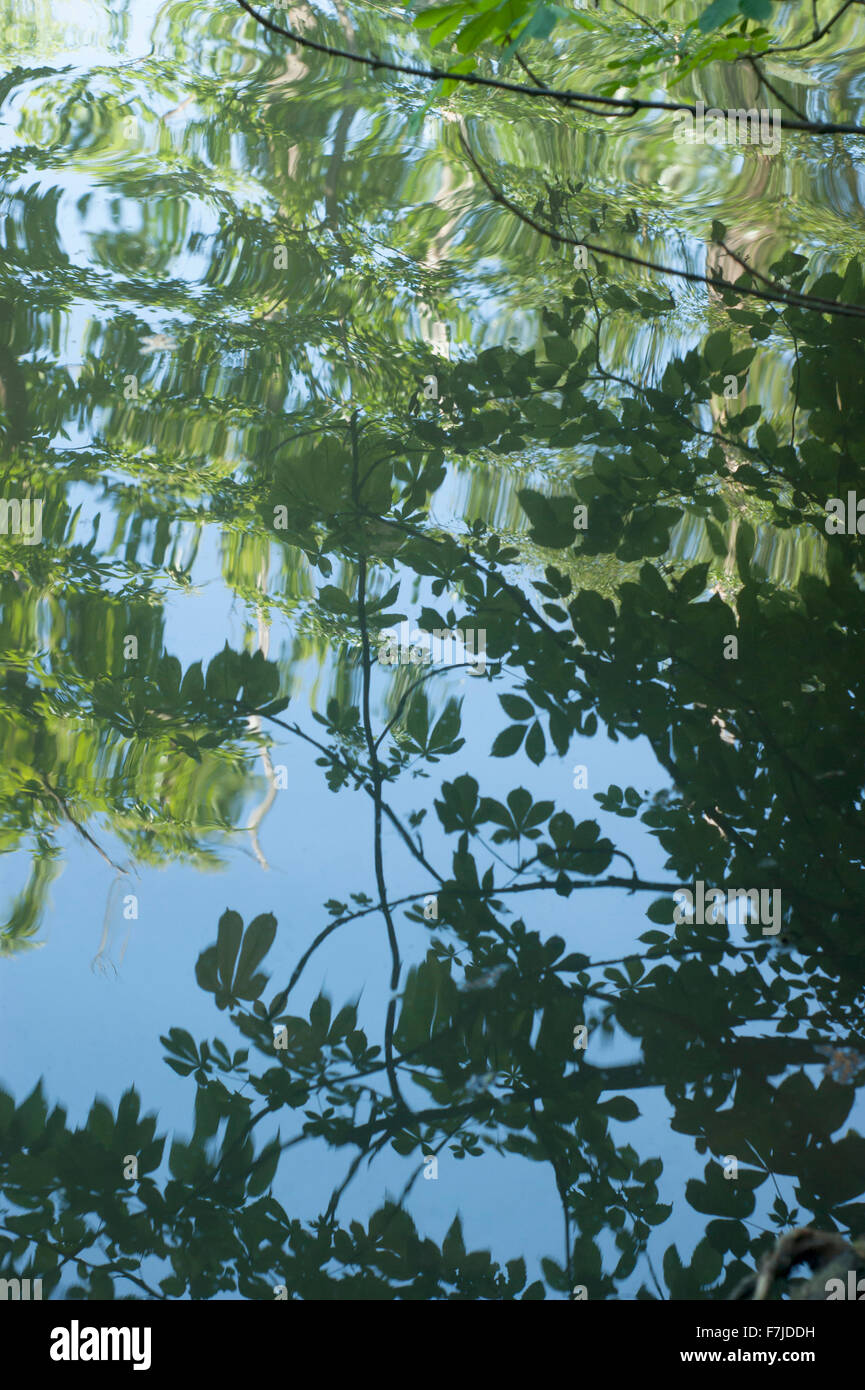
[1,0,864,1300]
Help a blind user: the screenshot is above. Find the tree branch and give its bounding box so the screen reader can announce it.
[458,130,865,320]
[232,0,865,136]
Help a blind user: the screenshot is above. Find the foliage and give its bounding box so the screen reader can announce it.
[1,0,865,1299]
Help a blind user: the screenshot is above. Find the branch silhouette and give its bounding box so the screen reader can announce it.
[458,131,865,320]
[233,0,865,136]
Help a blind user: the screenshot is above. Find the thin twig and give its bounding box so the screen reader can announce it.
[458,129,865,319]
[351,408,413,1119]
[746,55,807,122]
[232,0,865,136]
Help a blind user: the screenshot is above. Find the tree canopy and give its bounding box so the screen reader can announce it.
[1,0,864,1301]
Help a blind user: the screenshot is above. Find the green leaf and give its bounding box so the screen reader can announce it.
[164,1059,195,1077]
[310,994,332,1041]
[735,520,755,576]
[639,563,669,608]
[698,0,741,33]
[406,692,429,746]
[599,1096,640,1122]
[163,1027,198,1061]
[442,1213,465,1266]
[647,898,675,925]
[677,563,710,603]
[739,0,771,20]
[690,1236,723,1287]
[491,724,526,757]
[195,944,219,993]
[217,910,243,993]
[247,1139,280,1196]
[16,1082,48,1143]
[430,698,464,752]
[517,488,576,548]
[499,693,534,721]
[317,585,355,614]
[645,1202,673,1226]
[234,913,277,999]
[704,330,732,371]
[413,3,464,32]
[525,720,546,765]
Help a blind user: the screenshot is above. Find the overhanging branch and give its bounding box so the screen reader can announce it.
[233,0,865,137]
[458,131,865,320]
